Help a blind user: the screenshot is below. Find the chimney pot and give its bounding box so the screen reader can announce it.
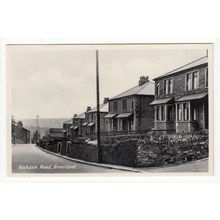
[139,76,149,86]
[103,97,109,104]
[87,106,91,112]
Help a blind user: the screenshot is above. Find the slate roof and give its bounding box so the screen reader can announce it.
[74,112,86,119]
[87,102,108,113]
[154,56,208,81]
[110,81,154,100]
[150,97,173,105]
[177,92,208,102]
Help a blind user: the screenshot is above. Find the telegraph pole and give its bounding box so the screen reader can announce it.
[96,50,101,162]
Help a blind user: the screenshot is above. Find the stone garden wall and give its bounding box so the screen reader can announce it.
[38,132,208,167]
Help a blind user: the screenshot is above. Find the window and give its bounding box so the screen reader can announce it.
[156,82,160,96]
[156,106,160,121]
[183,103,189,121]
[186,71,199,90]
[118,118,123,131]
[186,73,192,90]
[177,102,190,121]
[122,99,127,110]
[161,105,165,121]
[109,118,113,130]
[177,103,183,121]
[113,101,117,111]
[164,79,173,94]
[192,71,198,89]
[205,68,208,87]
[169,79,173,94]
[131,98,135,109]
[155,105,165,121]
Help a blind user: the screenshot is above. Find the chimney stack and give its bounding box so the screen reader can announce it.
[139,76,149,86]
[86,106,91,112]
[103,97,109,104]
[73,114,77,118]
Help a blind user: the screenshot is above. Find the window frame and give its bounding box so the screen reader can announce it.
[122,99,127,110]
[185,69,199,91]
[177,101,190,122]
[164,78,174,95]
[156,81,160,96]
[113,100,118,111]
[167,104,174,122]
[155,105,166,122]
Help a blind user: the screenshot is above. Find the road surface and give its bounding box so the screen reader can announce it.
[12,144,209,174]
[12,144,129,173]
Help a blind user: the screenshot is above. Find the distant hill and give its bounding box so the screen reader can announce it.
[21,118,70,137]
[22,118,70,128]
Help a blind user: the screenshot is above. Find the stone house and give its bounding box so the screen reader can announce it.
[83,98,109,136]
[106,76,155,133]
[72,112,86,137]
[150,56,208,133]
[11,122,30,144]
[63,118,73,139]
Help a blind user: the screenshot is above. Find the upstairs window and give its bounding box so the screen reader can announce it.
[192,71,198,89]
[156,82,160,96]
[113,101,117,111]
[205,68,208,87]
[186,71,199,90]
[164,78,173,94]
[131,98,135,109]
[122,99,127,110]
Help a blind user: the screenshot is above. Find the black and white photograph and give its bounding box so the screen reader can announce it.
[7,43,213,175]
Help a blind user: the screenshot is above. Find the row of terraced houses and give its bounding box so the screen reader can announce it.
[60,56,208,139]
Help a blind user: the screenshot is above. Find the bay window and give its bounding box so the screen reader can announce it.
[155,105,165,121]
[177,102,190,121]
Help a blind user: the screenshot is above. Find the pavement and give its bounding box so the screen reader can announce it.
[12,144,209,174]
[139,158,208,173]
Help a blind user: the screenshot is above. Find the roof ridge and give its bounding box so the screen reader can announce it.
[110,81,153,100]
[111,84,140,98]
[154,56,207,80]
[87,102,108,113]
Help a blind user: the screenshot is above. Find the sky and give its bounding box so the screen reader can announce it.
[7,44,207,119]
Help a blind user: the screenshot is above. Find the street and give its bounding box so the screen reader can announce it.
[12,144,130,173]
[12,144,209,174]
